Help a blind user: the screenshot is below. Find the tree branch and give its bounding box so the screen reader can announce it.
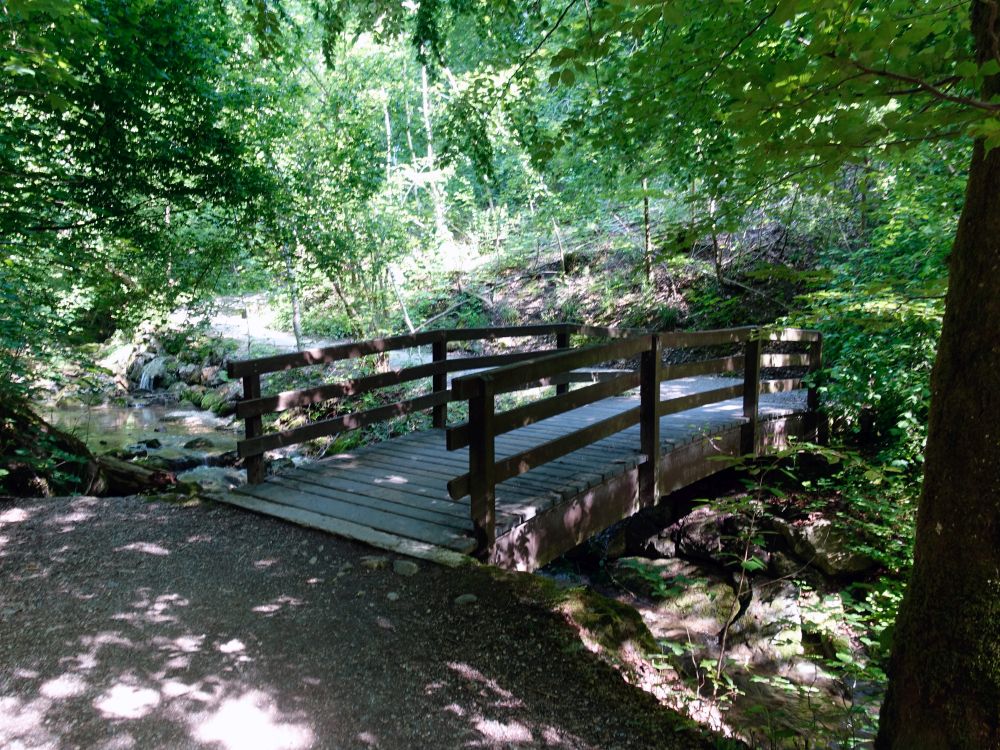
[702,6,778,90]
[497,0,581,103]
[842,57,1000,111]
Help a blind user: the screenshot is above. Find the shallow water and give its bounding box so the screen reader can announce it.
[41,402,243,491]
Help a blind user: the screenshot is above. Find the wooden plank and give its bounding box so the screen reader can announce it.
[444,323,572,341]
[228,330,446,378]
[284,464,470,517]
[237,350,545,419]
[572,324,648,339]
[468,382,497,549]
[452,337,650,399]
[807,336,823,412]
[489,467,641,571]
[659,326,754,348]
[743,336,762,455]
[449,406,642,499]
[269,472,472,526]
[235,480,472,549]
[661,355,744,381]
[238,391,450,458]
[220,491,476,557]
[763,328,821,343]
[243,373,265,484]
[365,438,577,492]
[447,372,639,450]
[555,329,571,395]
[761,353,810,368]
[432,338,448,428]
[310,453,550,503]
[759,377,804,394]
[657,383,744,417]
[639,335,661,505]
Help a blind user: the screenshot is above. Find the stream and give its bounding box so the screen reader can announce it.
[42,401,247,493]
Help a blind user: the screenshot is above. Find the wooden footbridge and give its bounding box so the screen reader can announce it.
[221,324,822,570]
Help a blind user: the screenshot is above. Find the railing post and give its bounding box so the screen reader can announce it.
[468,379,496,552]
[639,334,662,506]
[432,335,448,428]
[807,333,825,444]
[555,328,571,395]
[742,330,762,456]
[807,334,823,412]
[243,373,265,484]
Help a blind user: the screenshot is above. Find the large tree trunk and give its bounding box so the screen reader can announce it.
[876,4,1000,746]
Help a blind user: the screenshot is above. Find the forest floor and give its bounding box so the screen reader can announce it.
[0,494,719,750]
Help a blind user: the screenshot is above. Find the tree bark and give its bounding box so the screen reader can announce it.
[876,4,1000,747]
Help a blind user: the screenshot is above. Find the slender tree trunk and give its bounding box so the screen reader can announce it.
[387,264,415,333]
[281,243,303,351]
[421,65,450,242]
[876,4,1000,747]
[642,177,652,282]
[382,92,392,183]
[552,218,567,275]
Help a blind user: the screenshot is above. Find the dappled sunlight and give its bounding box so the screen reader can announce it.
[446,662,524,709]
[190,691,314,750]
[116,541,171,556]
[473,717,534,744]
[115,592,190,625]
[373,473,410,485]
[39,673,88,699]
[252,594,303,615]
[95,683,162,719]
[0,506,36,524]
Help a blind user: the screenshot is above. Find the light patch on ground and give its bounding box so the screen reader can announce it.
[191,691,314,750]
[95,684,161,719]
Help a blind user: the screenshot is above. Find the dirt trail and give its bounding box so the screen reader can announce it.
[0,495,715,750]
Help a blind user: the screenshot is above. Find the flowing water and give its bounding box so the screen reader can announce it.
[42,401,245,493]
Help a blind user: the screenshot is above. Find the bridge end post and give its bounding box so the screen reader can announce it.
[742,331,762,456]
[432,335,448,428]
[639,335,662,506]
[242,373,265,484]
[468,379,497,552]
[807,333,826,443]
[555,329,571,395]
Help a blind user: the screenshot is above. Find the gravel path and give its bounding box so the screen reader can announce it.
[0,496,715,750]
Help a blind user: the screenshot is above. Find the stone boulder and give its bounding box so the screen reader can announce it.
[774,515,877,578]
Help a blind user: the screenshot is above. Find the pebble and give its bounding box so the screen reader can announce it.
[393,559,419,577]
[360,556,389,571]
[309,556,317,565]
[387,592,400,602]
[454,594,478,606]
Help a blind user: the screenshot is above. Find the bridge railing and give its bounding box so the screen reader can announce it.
[445,326,822,548]
[226,323,633,483]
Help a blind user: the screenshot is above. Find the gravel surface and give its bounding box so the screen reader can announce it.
[0,495,715,750]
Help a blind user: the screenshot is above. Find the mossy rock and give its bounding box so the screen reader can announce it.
[199,391,226,414]
[558,587,659,655]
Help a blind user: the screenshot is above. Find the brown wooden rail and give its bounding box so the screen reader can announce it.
[227,323,633,483]
[443,325,822,548]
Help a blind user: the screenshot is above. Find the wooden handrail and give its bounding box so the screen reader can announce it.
[232,323,604,484]
[447,371,640,450]
[236,350,547,419]
[451,336,651,399]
